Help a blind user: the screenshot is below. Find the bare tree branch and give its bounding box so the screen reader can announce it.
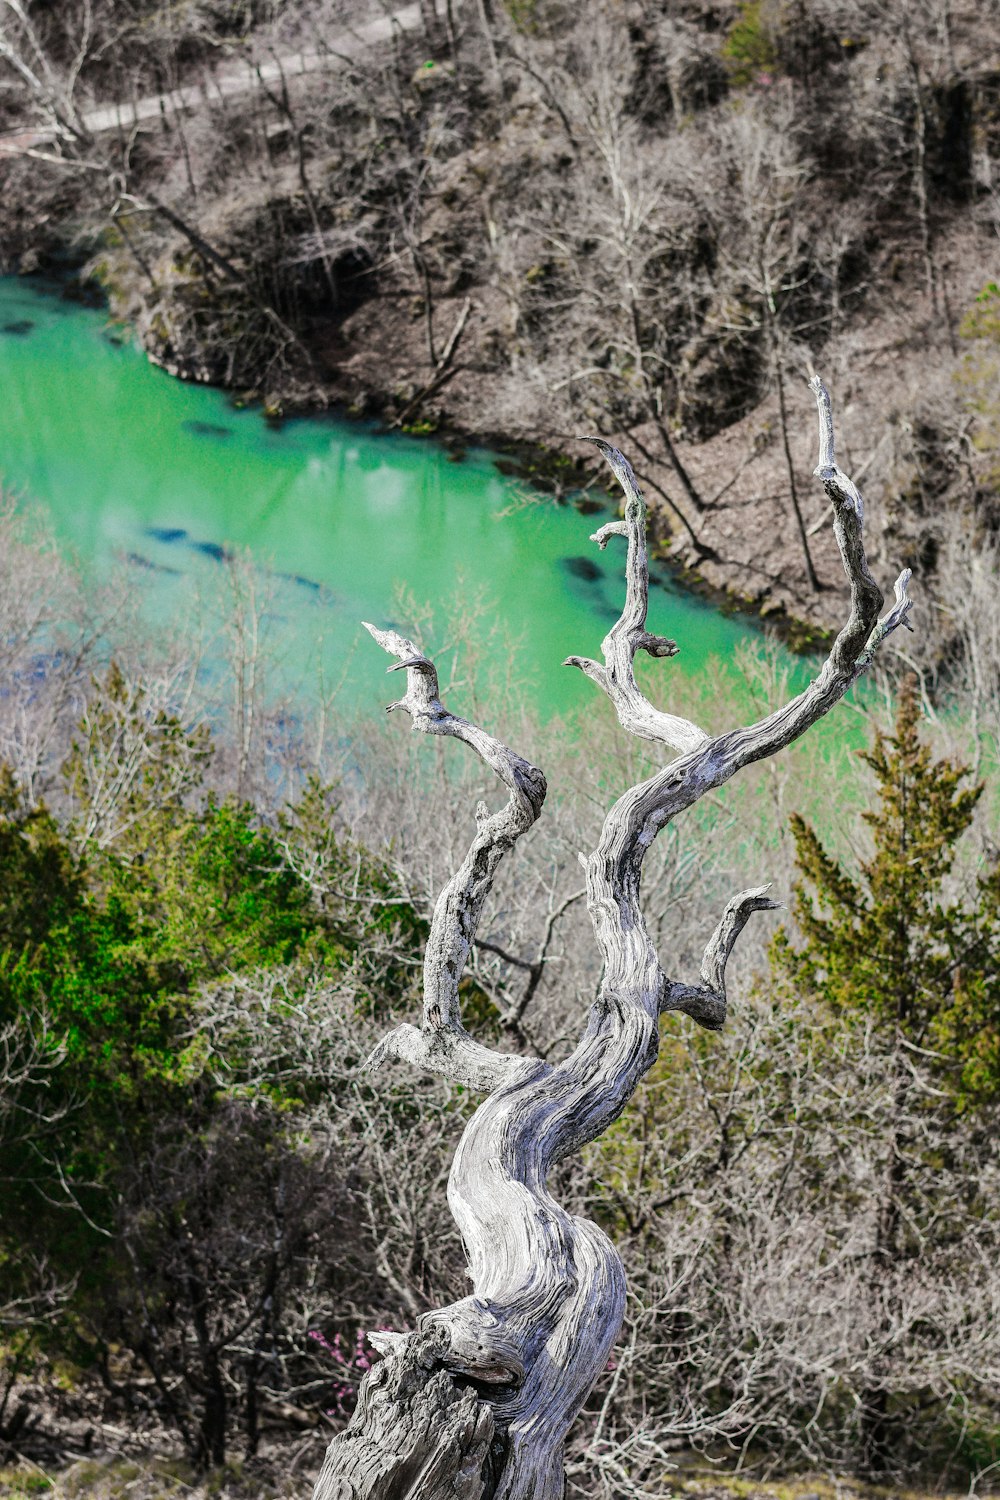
[661,884,782,1030]
[564,438,709,756]
[361,622,547,1093]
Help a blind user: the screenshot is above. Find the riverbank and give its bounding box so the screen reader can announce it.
[74,192,979,648]
[1,2,995,668]
[5,240,964,658]
[0,274,793,725]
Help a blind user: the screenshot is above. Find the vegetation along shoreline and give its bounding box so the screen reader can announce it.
[2,1,997,652]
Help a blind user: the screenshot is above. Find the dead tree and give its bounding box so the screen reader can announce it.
[311,378,914,1500]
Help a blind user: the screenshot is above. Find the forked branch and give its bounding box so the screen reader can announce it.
[579,377,914,1038]
[361,623,547,1093]
[564,438,709,756]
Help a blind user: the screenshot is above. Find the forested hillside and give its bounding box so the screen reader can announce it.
[1,0,999,625]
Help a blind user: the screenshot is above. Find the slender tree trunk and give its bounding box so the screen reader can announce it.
[418,0,445,51]
[187,1266,227,1469]
[649,388,707,514]
[859,1035,911,1474]
[911,68,938,317]
[762,290,821,591]
[626,277,705,513]
[474,0,501,88]
[255,57,338,308]
[901,27,958,355]
[200,1357,227,1471]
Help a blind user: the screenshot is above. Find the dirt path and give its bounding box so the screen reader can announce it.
[0,2,427,156]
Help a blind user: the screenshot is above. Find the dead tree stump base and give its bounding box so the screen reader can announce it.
[313,1331,496,1500]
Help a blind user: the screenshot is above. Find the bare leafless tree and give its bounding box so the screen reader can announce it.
[310,377,914,1500]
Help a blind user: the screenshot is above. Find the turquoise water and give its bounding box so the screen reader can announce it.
[0,276,771,720]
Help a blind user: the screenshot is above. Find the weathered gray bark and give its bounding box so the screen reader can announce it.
[312,378,913,1500]
[311,1330,496,1499]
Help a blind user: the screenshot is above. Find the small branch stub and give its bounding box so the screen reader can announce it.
[661,885,782,1029]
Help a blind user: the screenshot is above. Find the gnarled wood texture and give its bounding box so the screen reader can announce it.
[312,379,914,1500]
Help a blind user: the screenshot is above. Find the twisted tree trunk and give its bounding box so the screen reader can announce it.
[312,379,914,1500]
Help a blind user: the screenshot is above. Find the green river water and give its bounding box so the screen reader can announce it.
[0,276,778,722]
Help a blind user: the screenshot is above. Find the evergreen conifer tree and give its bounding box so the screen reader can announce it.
[771,676,1000,1470]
